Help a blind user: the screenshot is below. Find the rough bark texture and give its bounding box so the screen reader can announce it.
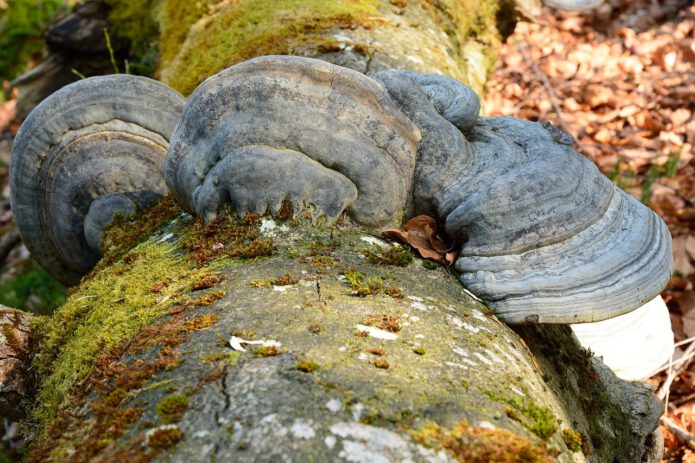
[21,213,662,462]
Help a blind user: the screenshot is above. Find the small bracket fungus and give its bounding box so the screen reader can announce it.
[543,0,604,11]
[10,75,184,285]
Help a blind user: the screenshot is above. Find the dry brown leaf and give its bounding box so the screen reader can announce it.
[673,236,695,276]
[680,290,695,338]
[382,215,454,264]
[685,235,695,261]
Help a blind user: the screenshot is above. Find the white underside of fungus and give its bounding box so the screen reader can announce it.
[572,296,675,381]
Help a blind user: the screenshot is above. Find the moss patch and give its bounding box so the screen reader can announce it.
[94,195,183,277]
[296,359,319,373]
[156,394,189,423]
[160,0,382,94]
[182,212,274,264]
[103,0,160,74]
[506,397,558,440]
[412,421,555,463]
[561,428,583,453]
[148,426,183,449]
[362,245,413,267]
[28,238,205,434]
[421,0,501,85]
[344,271,384,297]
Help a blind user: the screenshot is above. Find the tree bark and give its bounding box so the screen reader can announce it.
[10,1,664,462]
[21,214,662,463]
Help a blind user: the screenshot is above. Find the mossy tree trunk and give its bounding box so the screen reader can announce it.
[22,211,661,463]
[153,0,504,96]
[14,1,663,462]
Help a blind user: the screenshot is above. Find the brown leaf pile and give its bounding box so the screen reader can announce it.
[485,1,694,460]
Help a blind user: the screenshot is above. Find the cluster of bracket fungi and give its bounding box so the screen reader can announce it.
[9,55,674,378]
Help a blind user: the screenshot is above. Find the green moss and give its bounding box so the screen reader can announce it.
[412,421,554,463]
[0,0,66,80]
[156,394,189,423]
[148,426,183,449]
[255,345,283,357]
[422,259,440,270]
[203,350,241,365]
[160,0,382,94]
[296,359,319,373]
[181,212,274,263]
[158,0,214,71]
[561,428,583,453]
[362,245,413,267]
[103,388,128,407]
[343,271,384,297]
[371,358,389,369]
[93,195,183,276]
[29,239,201,433]
[0,259,66,315]
[508,397,558,440]
[421,0,501,89]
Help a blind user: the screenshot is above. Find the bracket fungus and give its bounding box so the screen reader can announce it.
[9,74,184,285]
[9,56,672,332]
[163,55,672,326]
[164,55,421,226]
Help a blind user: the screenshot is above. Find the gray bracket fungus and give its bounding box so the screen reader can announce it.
[163,55,672,325]
[10,55,673,327]
[9,75,184,285]
[164,55,421,226]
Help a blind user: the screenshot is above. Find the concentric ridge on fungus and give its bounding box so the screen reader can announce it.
[164,55,421,226]
[10,75,185,285]
[164,56,671,324]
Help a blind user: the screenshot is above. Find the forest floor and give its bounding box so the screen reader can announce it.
[0,0,693,460]
[484,0,694,460]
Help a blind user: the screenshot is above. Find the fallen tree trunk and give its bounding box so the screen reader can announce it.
[6,1,665,462]
[20,212,661,462]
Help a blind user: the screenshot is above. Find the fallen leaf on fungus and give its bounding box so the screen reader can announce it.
[382,215,458,265]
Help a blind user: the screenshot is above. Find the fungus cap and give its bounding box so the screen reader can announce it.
[164,57,672,325]
[164,55,421,226]
[10,74,184,285]
[448,117,672,324]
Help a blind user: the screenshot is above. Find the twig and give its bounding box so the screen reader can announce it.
[674,391,695,407]
[650,345,695,378]
[661,415,695,451]
[103,28,120,74]
[676,336,695,348]
[70,68,86,80]
[657,340,695,403]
